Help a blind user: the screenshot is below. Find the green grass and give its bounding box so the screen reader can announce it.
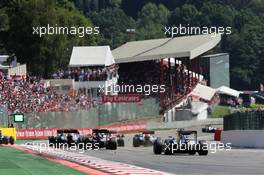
[0,146,89,175]
[250,104,264,108]
[15,139,46,145]
[210,105,232,118]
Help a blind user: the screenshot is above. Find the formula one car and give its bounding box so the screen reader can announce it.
[82,129,117,150]
[133,130,156,147]
[153,130,208,155]
[116,133,125,147]
[48,129,80,147]
[0,130,15,145]
[103,130,124,147]
[202,125,217,133]
[49,129,118,150]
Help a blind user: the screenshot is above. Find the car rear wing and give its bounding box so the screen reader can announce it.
[57,129,79,134]
[92,129,112,134]
[142,130,155,134]
[178,130,197,135]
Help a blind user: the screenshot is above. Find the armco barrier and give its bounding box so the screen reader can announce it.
[16,123,146,140]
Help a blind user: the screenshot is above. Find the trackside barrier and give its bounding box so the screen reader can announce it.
[221,130,264,148]
[16,123,146,140]
[16,128,58,140]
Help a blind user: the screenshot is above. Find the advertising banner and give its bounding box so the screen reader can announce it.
[16,123,146,139]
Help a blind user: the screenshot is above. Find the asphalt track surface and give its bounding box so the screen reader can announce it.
[68,127,264,175]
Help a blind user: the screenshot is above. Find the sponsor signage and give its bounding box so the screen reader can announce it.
[16,123,146,140]
[102,94,142,103]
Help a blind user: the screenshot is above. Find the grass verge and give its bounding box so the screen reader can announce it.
[0,146,89,175]
[210,105,232,118]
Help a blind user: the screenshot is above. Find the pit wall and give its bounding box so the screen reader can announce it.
[221,130,264,148]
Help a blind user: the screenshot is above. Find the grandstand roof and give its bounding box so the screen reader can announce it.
[217,86,241,98]
[0,64,9,70]
[191,83,217,101]
[69,46,115,67]
[0,55,8,63]
[113,34,221,63]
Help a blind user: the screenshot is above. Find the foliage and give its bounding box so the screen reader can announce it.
[0,0,263,90]
[70,0,264,90]
[0,0,96,76]
[136,3,170,40]
[250,104,264,109]
[89,7,135,48]
[211,105,232,118]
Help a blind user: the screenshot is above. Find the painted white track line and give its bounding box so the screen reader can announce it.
[21,144,174,175]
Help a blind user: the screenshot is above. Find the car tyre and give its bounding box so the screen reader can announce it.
[198,141,208,156]
[198,149,208,155]
[106,139,117,150]
[2,136,8,144]
[133,137,140,147]
[153,138,162,154]
[9,136,15,145]
[48,136,55,147]
[117,138,125,147]
[164,140,173,155]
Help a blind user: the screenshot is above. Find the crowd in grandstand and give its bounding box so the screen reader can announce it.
[117,60,200,112]
[118,60,198,107]
[51,67,118,81]
[118,61,160,87]
[220,97,243,107]
[0,71,97,114]
[0,58,217,115]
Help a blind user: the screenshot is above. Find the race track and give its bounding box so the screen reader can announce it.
[70,127,264,175]
[26,126,264,175]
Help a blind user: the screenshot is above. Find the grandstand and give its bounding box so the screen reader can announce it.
[113,34,221,114]
[53,46,118,97]
[1,34,222,128]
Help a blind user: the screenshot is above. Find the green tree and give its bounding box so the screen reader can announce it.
[169,4,201,26]
[228,16,264,89]
[1,0,96,76]
[89,8,135,48]
[137,3,170,40]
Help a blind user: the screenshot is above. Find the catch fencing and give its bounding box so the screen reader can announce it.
[1,98,160,129]
[224,110,264,130]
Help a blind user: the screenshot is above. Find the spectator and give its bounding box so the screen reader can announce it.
[50,66,118,82]
[0,74,98,114]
